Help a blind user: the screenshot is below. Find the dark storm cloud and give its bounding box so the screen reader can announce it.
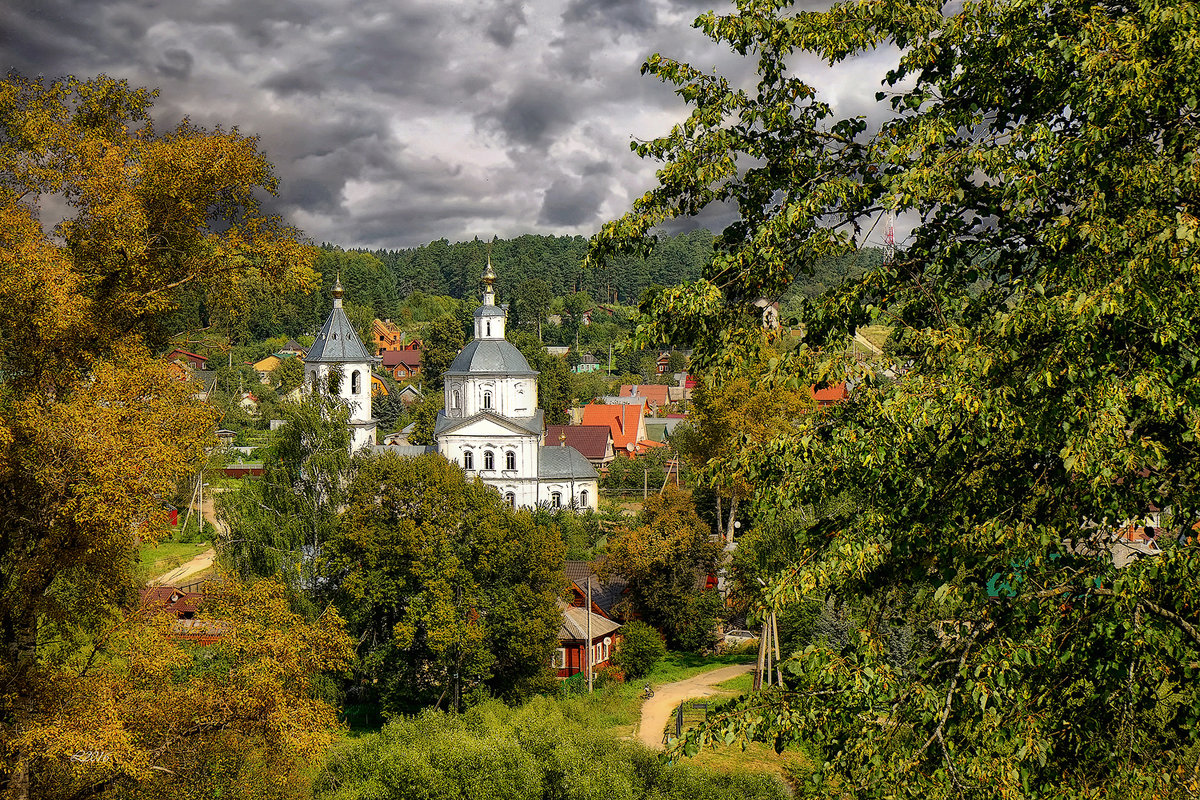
[1,0,896,248]
[155,48,193,80]
[562,0,658,34]
[539,174,606,227]
[483,80,575,148]
[483,0,528,47]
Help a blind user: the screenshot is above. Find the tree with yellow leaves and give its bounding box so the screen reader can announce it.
[0,73,319,799]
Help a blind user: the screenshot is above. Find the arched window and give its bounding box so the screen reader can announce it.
[483,390,492,410]
[551,492,561,508]
[504,492,516,509]
[351,370,361,394]
[483,450,494,470]
[603,636,611,661]
[505,451,516,471]
[452,390,460,410]
[463,451,474,470]
[486,321,491,336]
[579,490,588,508]
[310,371,319,391]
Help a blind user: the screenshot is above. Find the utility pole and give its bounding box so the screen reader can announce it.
[586,574,593,693]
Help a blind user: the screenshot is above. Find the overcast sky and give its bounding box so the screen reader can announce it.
[1,0,899,250]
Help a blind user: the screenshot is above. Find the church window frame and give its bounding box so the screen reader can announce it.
[486,320,492,336]
[452,389,460,410]
[483,390,493,410]
[463,450,474,470]
[505,492,516,508]
[579,490,588,507]
[483,450,495,470]
[351,370,361,394]
[505,451,516,471]
[551,491,562,508]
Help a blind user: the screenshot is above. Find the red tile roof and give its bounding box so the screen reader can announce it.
[544,425,612,460]
[581,403,645,452]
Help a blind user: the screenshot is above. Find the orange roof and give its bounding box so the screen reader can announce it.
[619,384,671,407]
[581,403,645,452]
[812,382,848,406]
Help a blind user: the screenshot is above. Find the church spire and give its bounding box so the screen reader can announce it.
[482,241,497,307]
[474,240,506,341]
[332,272,344,308]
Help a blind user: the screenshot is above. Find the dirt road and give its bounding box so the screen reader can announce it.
[149,490,224,586]
[637,663,754,749]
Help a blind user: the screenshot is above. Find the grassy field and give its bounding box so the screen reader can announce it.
[138,538,211,580]
[858,324,894,350]
[662,669,812,785]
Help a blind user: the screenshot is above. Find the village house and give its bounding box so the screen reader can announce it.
[543,425,615,468]
[574,353,602,373]
[554,601,621,679]
[164,348,208,371]
[381,348,422,381]
[581,401,661,456]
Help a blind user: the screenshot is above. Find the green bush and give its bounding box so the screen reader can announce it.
[611,621,667,681]
[316,698,787,800]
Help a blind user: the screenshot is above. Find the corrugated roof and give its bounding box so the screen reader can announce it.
[558,601,621,641]
[564,561,629,616]
[537,445,599,480]
[306,304,376,363]
[445,339,537,375]
[544,425,612,460]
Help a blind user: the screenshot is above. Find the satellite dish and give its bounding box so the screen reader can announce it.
[626,442,635,452]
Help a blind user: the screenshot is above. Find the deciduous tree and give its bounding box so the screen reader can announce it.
[591,0,1200,793]
[0,73,317,799]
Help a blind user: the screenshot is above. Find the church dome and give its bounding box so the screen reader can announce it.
[445,339,537,376]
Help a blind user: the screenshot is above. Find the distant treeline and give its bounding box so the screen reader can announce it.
[158,231,884,347]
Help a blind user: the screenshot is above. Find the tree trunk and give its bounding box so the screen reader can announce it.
[715,495,725,541]
[726,495,739,543]
[772,610,784,687]
[753,620,766,691]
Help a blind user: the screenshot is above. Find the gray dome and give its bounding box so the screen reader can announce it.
[476,305,507,318]
[445,339,537,375]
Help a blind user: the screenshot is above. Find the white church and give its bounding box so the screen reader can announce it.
[307,265,599,511]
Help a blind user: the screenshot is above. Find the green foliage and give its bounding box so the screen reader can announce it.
[405,390,444,446]
[316,697,788,800]
[329,453,565,716]
[602,449,674,495]
[509,330,573,425]
[611,621,667,681]
[422,315,466,389]
[589,0,1200,794]
[216,393,352,614]
[605,488,721,651]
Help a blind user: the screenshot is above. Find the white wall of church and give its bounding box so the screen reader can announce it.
[445,376,535,419]
[537,479,599,511]
[307,361,376,451]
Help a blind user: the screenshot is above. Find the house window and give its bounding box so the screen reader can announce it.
[603,637,611,661]
[463,451,474,470]
[484,450,494,470]
[483,390,492,409]
[351,370,361,394]
[551,492,561,508]
[579,490,588,507]
[553,648,567,670]
[505,451,516,470]
[504,492,516,508]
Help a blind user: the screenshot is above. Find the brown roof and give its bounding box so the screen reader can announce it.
[544,425,612,460]
[564,561,629,616]
[812,382,848,406]
[581,403,645,452]
[620,384,671,407]
[558,601,621,641]
[382,349,422,368]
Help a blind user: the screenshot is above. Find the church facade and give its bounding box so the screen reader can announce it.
[433,262,599,511]
[311,266,598,511]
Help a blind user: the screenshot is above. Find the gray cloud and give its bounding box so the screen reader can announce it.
[0,0,897,249]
